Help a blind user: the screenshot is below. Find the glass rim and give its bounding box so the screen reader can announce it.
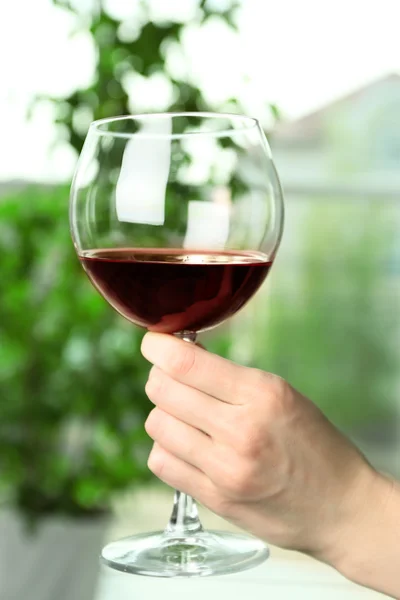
[89,111,260,140]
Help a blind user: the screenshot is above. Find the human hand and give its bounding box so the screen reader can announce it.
[141,333,396,592]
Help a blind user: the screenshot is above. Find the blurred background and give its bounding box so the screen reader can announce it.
[0,0,399,599]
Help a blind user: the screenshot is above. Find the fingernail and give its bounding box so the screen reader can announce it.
[141,332,171,365]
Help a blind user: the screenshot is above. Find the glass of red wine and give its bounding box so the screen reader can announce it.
[70,112,284,577]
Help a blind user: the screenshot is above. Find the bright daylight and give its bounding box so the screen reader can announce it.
[0,1,399,599]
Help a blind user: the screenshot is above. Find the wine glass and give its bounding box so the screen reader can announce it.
[70,112,284,577]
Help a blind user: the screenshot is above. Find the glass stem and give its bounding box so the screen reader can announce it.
[166,490,203,535]
[165,331,203,537]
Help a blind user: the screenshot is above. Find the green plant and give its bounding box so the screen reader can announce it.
[43,0,246,156]
[2,0,255,523]
[5,0,281,523]
[0,185,153,521]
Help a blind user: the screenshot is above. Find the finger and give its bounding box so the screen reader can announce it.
[148,443,218,504]
[141,332,245,404]
[145,366,229,437]
[145,407,213,471]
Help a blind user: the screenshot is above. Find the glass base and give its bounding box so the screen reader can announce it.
[101,530,269,577]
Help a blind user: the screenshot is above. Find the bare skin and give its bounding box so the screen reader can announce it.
[141,333,400,598]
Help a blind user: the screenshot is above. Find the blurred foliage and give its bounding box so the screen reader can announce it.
[2,0,250,521]
[44,0,244,155]
[0,186,153,521]
[247,201,400,430]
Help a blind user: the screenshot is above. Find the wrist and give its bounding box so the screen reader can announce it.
[327,469,400,597]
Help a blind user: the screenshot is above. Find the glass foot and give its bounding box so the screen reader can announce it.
[101,530,269,577]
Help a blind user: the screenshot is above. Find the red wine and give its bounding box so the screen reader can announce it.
[79,249,273,333]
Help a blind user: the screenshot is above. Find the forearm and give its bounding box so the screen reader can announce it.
[330,473,400,598]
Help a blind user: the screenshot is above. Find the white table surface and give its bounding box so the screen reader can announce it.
[96,558,389,600]
[97,490,391,600]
